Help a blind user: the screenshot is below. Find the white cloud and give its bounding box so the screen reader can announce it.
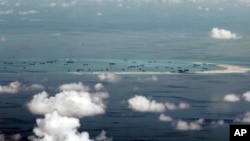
[29,111,93,141]
[223,94,241,102]
[223,91,250,102]
[97,72,121,83]
[29,111,112,141]
[26,89,108,118]
[211,120,224,127]
[28,84,45,91]
[19,10,39,15]
[0,10,13,15]
[178,102,190,109]
[61,0,78,7]
[159,114,173,122]
[94,83,105,91]
[128,95,190,113]
[95,130,113,141]
[0,81,44,94]
[235,112,250,123]
[165,102,190,110]
[211,27,240,39]
[58,82,90,92]
[242,91,250,101]
[128,95,165,113]
[164,102,176,110]
[160,116,224,130]
[174,119,204,131]
[0,81,22,94]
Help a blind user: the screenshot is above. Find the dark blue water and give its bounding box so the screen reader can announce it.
[1,71,250,140]
[1,28,250,140]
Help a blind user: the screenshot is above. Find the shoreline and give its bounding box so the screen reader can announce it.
[69,63,250,75]
[195,64,250,74]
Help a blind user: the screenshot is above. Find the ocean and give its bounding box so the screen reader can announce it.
[1,1,250,141]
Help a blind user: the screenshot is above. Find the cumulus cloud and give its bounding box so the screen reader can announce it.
[235,112,250,123]
[97,72,121,83]
[0,81,44,94]
[128,95,165,113]
[159,114,173,122]
[0,81,21,94]
[159,114,224,130]
[28,84,45,91]
[224,91,250,102]
[165,102,190,110]
[174,119,204,131]
[27,90,108,118]
[95,130,113,141]
[59,82,90,92]
[29,111,112,141]
[160,116,224,130]
[211,120,224,127]
[94,83,105,91]
[128,95,190,113]
[223,94,241,102]
[211,27,240,39]
[19,10,39,15]
[29,111,93,141]
[242,91,250,101]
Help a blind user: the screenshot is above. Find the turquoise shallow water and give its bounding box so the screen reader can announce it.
[0,58,229,74]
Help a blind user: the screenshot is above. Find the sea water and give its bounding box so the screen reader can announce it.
[1,29,250,141]
[1,2,250,140]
